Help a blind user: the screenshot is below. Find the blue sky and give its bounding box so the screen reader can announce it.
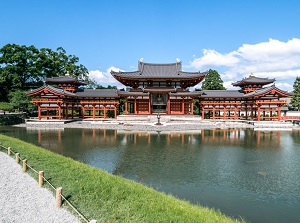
[1,0,300,91]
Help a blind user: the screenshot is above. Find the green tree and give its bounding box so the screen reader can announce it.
[0,44,40,100]
[0,43,91,101]
[8,90,35,112]
[291,76,300,111]
[201,69,226,90]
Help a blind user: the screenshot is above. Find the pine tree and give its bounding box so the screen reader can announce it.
[201,69,226,90]
[291,76,300,111]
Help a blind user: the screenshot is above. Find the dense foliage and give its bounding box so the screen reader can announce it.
[201,69,226,90]
[0,44,92,102]
[291,76,300,111]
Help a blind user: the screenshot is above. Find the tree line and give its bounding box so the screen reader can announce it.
[0,44,99,112]
[0,43,300,113]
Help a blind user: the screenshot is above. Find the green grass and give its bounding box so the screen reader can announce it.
[0,134,243,223]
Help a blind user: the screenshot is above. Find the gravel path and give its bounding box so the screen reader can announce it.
[0,152,81,223]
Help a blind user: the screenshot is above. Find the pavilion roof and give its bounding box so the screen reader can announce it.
[27,85,76,97]
[243,85,292,98]
[111,61,207,80]
[201,90,244,98]
[75,89,119,98]
[232,75,275,87]
[45,76,87,86]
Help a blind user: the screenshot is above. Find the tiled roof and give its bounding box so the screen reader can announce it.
[243,85,292,98]
[117,91,150,96]
[201,90,244,98]
[111,61,207,79]
[143,87,176,93]
[75,89,119,98]
[46,76,87,86]
[27,85,76,97]
[232,76,275,87]
[169,92,202,97]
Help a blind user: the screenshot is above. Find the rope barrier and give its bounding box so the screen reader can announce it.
[61,194,90,223]
[0,143,94,223]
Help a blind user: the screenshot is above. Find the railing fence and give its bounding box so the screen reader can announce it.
[1,144,97,223]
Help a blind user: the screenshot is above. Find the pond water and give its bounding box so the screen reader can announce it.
[1,126,300,223]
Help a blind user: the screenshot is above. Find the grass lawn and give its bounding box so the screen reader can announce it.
[0,134,243,223]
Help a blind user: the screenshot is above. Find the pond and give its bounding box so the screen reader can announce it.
[1,126,300,223]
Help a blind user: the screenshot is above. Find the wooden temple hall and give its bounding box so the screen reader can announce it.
[27,60,291,121]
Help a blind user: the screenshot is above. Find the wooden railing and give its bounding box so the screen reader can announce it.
[0,144,97,223]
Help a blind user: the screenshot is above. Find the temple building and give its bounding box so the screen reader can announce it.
[27,60,292,122]
[27,73,119,120]
[111,61,207,115]
[199,74,291,121]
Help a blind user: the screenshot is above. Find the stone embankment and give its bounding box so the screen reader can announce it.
[17,120,250,131]
[16,119,299,131]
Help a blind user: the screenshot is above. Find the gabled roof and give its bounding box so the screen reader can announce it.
[232,75,275,87]
[201,90,244,98]
[111,61,207,80]
[26,85,76,97]
[46,76,87,86]
[243,85,292,98]
[75,89,119,98]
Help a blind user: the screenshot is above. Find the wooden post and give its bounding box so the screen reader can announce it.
[56,187,62,208]
[7,147,11,155]
[15,153,20,163]
[39,171,44,187]
[22,159,27,172]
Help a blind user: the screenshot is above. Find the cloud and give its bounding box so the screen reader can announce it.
[190,49,239,69]
[88,66,126,89]
[190,38,300,92]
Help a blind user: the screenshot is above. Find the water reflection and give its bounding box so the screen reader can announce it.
[1,126,300,223]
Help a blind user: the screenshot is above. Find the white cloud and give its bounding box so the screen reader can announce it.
[189,38,300,92]
[88,66,126,89]
[190,49,239,69]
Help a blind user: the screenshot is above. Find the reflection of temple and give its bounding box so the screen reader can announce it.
[27,61,291,121]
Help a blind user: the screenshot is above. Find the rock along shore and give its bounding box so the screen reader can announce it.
[16,120,253,132]
[15,119,299,132]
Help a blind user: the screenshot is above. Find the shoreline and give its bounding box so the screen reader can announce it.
[14,119,300,132]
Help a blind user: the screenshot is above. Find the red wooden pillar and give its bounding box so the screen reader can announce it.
[82,106,85,119]
[181,97,184,114]
[125,98,128,114]
[167,94,170,114]
[201,105,205,119]
[257,105,261,122]
[92,105,95,119]
[38,104,41,120]
[104,106,107,119]
[190,99,194,114]
[212,106,215,120]
[65,103,69,119]
[277,105,281,121]
[58,105,61,120]
[134,97,137,114]
[114,107,117,119]
[223,106,226,120]
[71,104,74,119]
[149,96,151,114]
[234,106,237,119]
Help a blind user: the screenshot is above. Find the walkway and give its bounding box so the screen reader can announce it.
[0,152,80,223]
